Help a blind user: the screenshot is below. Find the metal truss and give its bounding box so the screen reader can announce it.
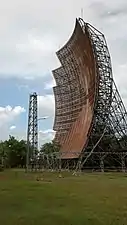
[77,18,127,167]
[53,64,82,147]
[53,19,97,158]
[37,151,127,173]
[26,92,38,170]
[52,18,127,170]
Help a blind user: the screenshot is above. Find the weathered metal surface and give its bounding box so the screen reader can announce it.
[52,18,127,161]
[53,19,96,158]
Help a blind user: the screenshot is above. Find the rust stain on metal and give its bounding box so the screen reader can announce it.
[52,19,96,159]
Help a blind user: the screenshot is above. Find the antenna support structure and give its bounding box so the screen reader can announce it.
[26,92,38,171]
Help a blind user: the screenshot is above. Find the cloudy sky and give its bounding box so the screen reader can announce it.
[0,0,127,146]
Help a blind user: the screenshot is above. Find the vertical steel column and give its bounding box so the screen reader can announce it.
[26,92,38,171]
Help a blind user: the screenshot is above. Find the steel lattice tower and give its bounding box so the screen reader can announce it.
[52,18,127,171]
[26,92,38,170]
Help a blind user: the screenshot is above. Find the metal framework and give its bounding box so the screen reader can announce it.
[52,18,127,170]
[27,92,38,170]
[78,19,127,168]
[36,151,127,173]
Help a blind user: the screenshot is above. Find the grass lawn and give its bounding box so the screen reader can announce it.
[0,170,127,225]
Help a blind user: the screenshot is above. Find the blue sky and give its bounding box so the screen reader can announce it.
[0,0,127,146]
[0,75,55,145]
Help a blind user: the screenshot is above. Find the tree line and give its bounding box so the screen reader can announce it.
[0,135,60,169]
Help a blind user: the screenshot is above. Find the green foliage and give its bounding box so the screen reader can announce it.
[40,141,60,155]
[0,136,60,168]
[0,136,27,168]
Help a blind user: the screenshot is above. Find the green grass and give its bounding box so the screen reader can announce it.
[0,170,127,225]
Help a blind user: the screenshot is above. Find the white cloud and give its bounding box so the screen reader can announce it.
[10,125,16,130]
[39,129,56,147]
[0,0,126,83]
[44,79,56,90]
[0,95,55,143]
[0,105,25,127]
[0,105,25,140]
[10,128,55,148]
[41,129,55,134]
[12,128,55,148]
[0,0,127,143]
[38,94,55,146]
[38,95,55,118]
